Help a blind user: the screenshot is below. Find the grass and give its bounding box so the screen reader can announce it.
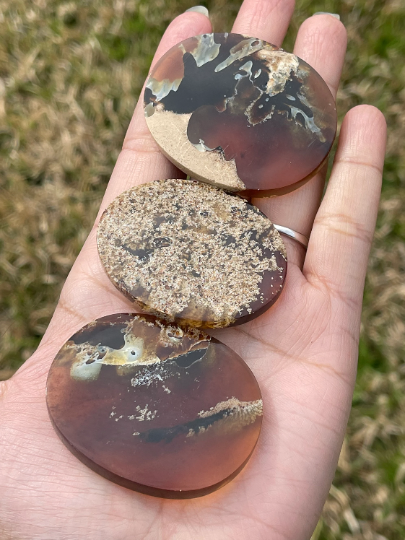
[0,0,404,537]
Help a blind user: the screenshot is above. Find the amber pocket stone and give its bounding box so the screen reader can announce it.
[46,314,263,498]
[97,179,287,328]
[144,33,337,195]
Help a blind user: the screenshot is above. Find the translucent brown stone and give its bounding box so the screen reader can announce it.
[97,179,287,328]
[46,313,263,498]
[144,33,337,195]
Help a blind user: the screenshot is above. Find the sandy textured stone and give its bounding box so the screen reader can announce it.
[144,33,337,195]
[46,313,263,498]
[97,179,287,328]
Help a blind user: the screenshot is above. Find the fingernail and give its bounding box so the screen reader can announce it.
[313,12,340,20]
[185,6,209,17]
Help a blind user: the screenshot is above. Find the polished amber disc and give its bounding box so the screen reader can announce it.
[46,314,263,498]
[97,179,287,328]
[144,33,336,195]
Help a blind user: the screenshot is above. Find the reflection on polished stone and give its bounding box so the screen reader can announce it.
[46,313,263,498]
[97,179,287,328]
[144,33,337,195]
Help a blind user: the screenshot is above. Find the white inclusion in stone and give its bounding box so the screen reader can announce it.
[146,77,182,103]
[69,333,149,382]
[215,37,263,72]
[240,60,253,75]
[193,138,216,153]
[100,333,145,365]
[234,60,254,82]
[121,334,144,363]
[290,106,322,137]
[144,102,155,117]
[135,404,157,421]
[263,51,299,97]
[70,355,103,382]
[189,33,221,67]
[296,91,312,109]
[286,94,296,101]
[295,92,325,140]
[254,69,261,78]
[194,140,207,152]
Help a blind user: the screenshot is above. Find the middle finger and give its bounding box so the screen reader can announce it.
[232,0,295,45]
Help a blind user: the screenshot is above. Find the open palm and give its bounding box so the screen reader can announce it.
[0,2,386,539]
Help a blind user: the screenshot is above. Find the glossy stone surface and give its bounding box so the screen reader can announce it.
[97,179,287,328]
[144,33,337,195]
[46,313,263,498]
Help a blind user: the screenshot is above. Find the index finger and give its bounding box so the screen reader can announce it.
[98,11,213,217]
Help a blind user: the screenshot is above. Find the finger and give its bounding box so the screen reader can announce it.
[100,11,212,213]
[253,14,347,268]
[294,14,346,98]
[232,0,295,45]
[304,105,386,315]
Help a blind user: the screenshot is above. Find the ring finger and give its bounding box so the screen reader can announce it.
[247,13,347,268]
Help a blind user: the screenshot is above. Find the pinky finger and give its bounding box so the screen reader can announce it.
[303,105,386,321]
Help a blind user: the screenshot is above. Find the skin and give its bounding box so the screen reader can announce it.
[0,1,387,539]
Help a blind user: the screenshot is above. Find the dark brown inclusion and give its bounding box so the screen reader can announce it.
[97,179,287,329]
[46,314,263,498]
[144,33,337,194]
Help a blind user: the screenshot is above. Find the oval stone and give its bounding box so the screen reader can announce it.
[97,179,287,328]
[144,33,337,195]
[46,313,263,498]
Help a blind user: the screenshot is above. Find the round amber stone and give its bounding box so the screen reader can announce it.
[46,314,263,498]
[97,179,287,328]
[144,33,337,195]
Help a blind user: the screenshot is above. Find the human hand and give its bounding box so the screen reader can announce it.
[0,1,386,539]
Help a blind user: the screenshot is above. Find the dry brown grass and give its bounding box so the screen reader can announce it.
[0,0,404,537]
